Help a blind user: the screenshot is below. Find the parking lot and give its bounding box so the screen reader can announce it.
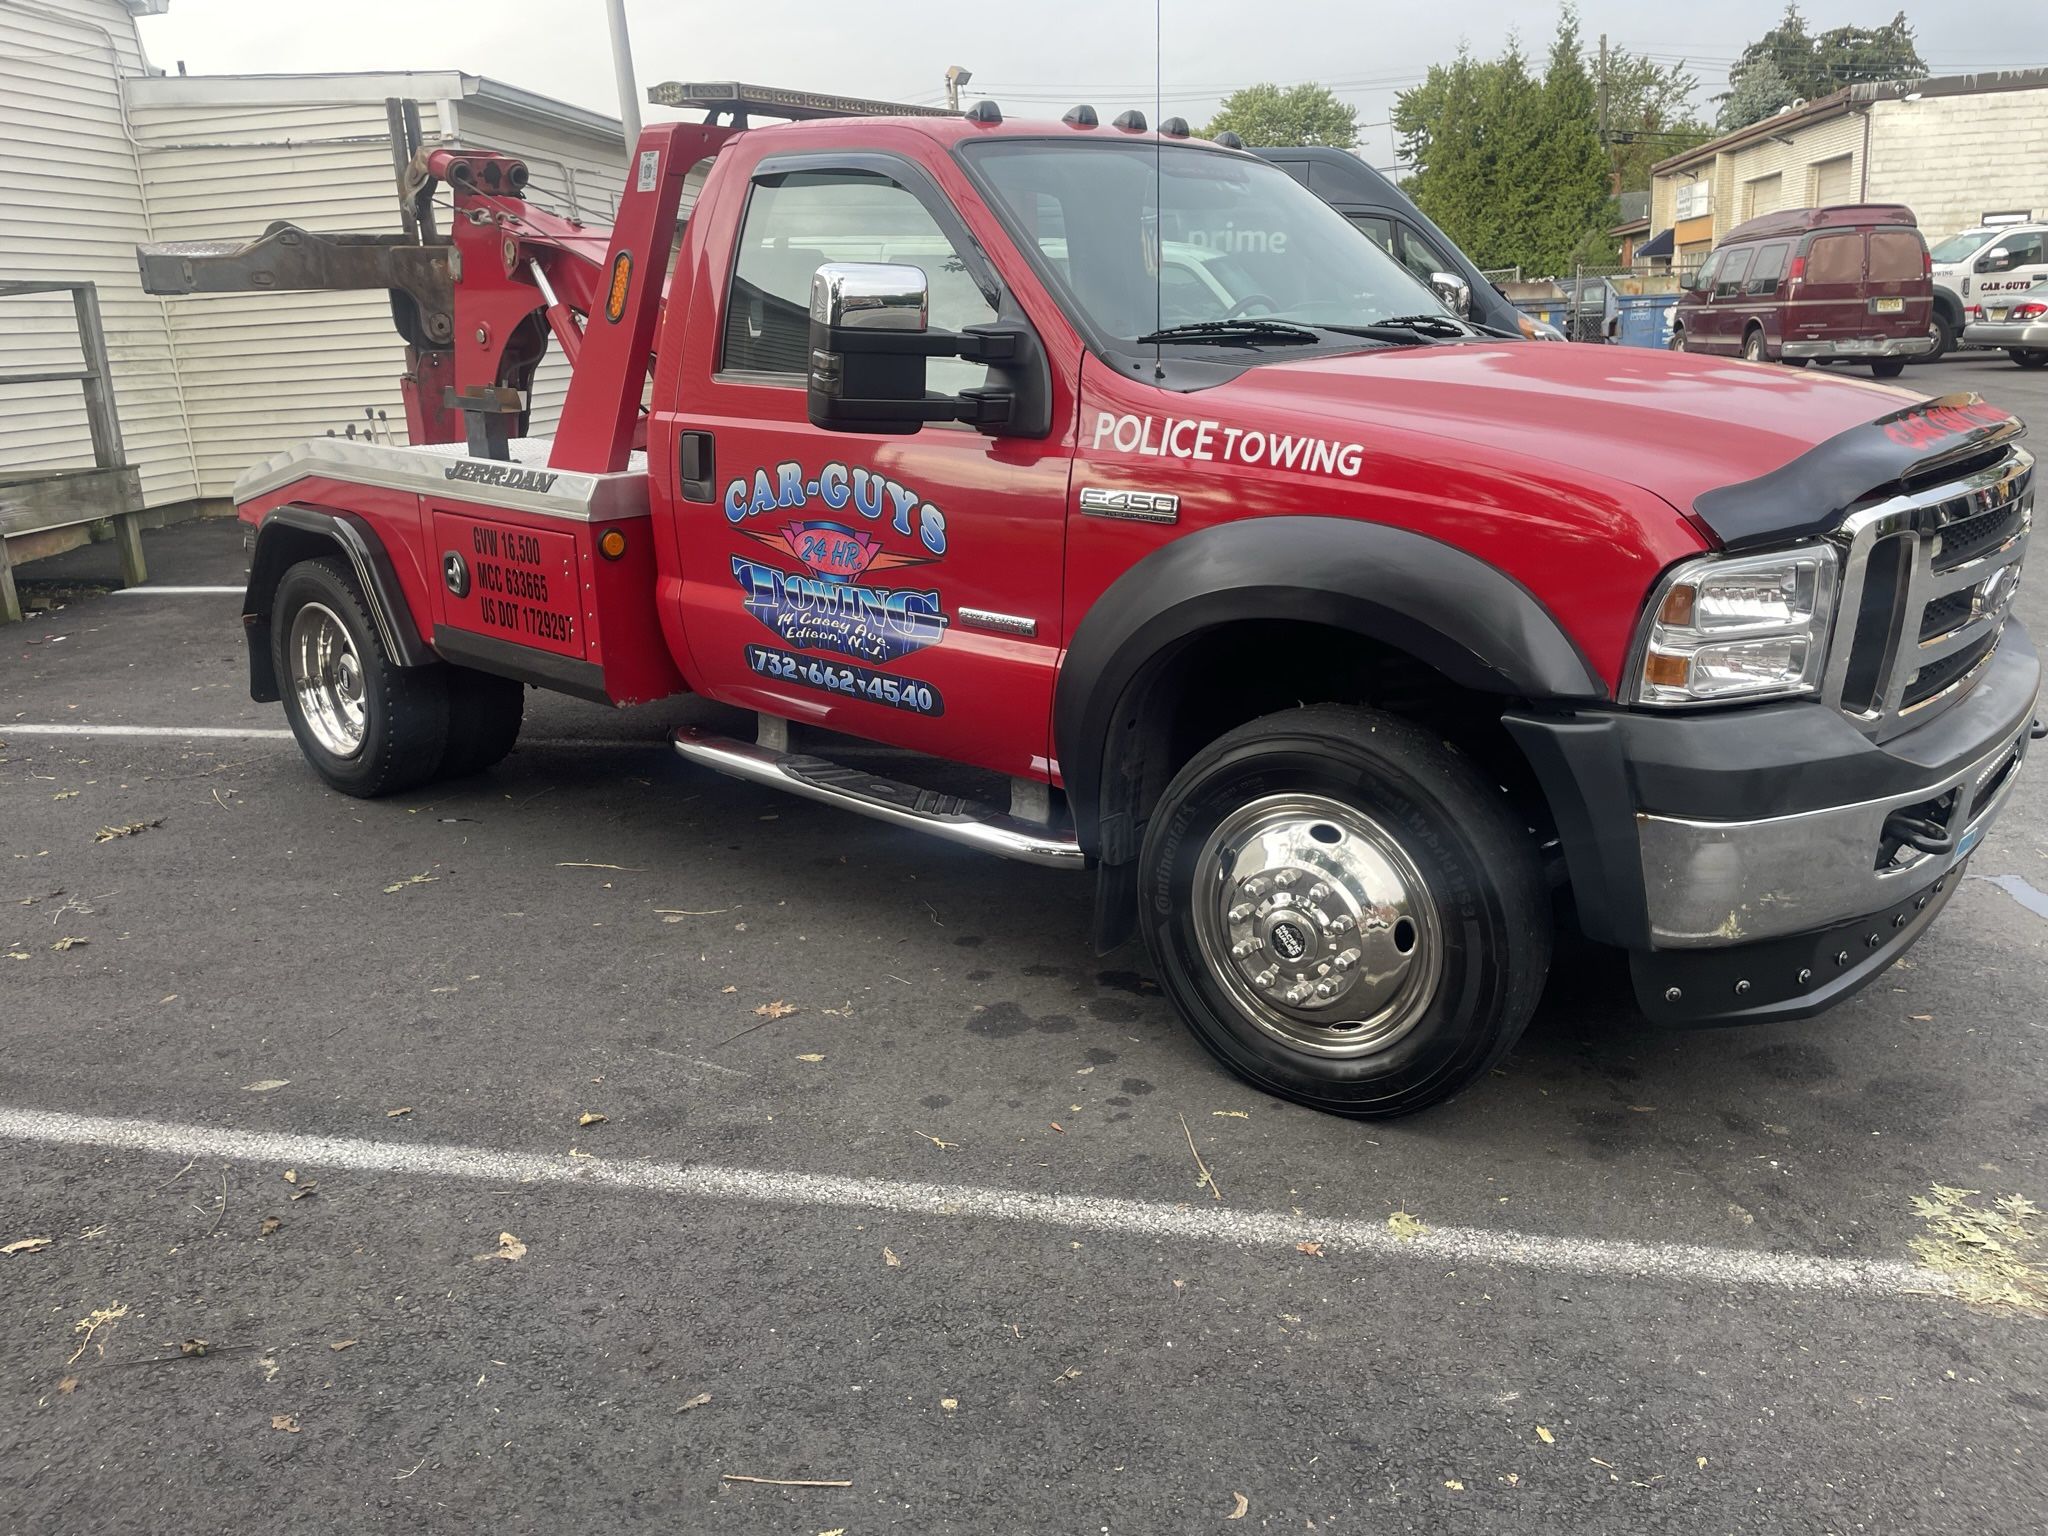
[3,352,2044,1534]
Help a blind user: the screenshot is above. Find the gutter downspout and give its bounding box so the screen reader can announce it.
[1860,105,1871,200]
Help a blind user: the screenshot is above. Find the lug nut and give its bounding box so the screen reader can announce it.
[1231,938,1262,958]
[1284,982,1314,1005]
[1228,903,1254,923]
[1734,979,1750,996]
[1254,967,1279,988]
[1241,876,1269,897]
[1307,882,1330,902]
[1329,915,1355,934]
[1313,981,1335,999]
[1332,947,1362,972]
[1274,870,1300,888]
[1796,968,1812,984]
[1664,987,1682,1003]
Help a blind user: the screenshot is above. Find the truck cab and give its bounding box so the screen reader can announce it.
[1930,220,2048,346]
[148,85,2040,1119]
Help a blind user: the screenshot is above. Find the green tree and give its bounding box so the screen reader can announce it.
[1601,49,1715,192]
[1719,4,1925,128]
[1395,10,1621,274]
[1204,82,1358,148]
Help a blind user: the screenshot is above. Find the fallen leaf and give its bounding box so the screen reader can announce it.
[330,1340,357,1353]
[282,1170,297,1184]
[243,1079,290,1093]
[1910,1013,1933,1022]
[578,1112,607,1127]
[721,985,737,994]
[52,936,88,952]
[1225,1491,1250,1520]
[6,952,28,961]
[94,818,162,843]
[382,873,438,894]
[820,1530,846,1536]
[882,1246,901,1268]
[1295,1240,1324,1258]
[1444,1479,1465,1491]
[678,1391,711,1412]
[52,790,78,800]
[473,1231,526,1263]
[1387,1210,1428,1241]
[386,1107,412,1119]
[1212,1110,1249,1119]
[179,1339,210,1357]
[1502,1472,1521,1486]
[56,1377,77,1394]
[289,1183,317,1201]
[1696,1456,1708,1470]
[1536,1425,1555,1445]
[1049,1121,1065,1133]
[1628,1105,1656,1113]
[3,1236,53,1256]
[259,1216,282,1237]
[940,1397,958,1411]
[796,1053,825,1063]
[1590,1457,1614,1469]
[271,1414,300,1433]
[754,999,798,1020]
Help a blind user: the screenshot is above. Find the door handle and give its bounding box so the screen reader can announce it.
[679,431,715,504]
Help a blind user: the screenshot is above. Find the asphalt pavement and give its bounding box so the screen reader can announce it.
[3,352,2045,1535]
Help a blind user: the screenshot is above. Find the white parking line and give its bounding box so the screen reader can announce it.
[2,723,294,740]
[109,586,243,596]
[0,1105,1954,1302]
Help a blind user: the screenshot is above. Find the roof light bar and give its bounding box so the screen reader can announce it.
[647,81,951,120]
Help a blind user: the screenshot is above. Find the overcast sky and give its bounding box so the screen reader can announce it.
[137,1,2048,171]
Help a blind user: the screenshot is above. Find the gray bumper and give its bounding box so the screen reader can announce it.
[1963,319,2048,348]
[1781,333,1935,360]
[1636,709,2030,945]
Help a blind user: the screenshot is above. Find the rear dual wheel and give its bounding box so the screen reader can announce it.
[1139,706,1550,1118]
[273,556,522,796]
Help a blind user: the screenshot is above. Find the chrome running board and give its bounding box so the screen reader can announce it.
[671,726,1085,869]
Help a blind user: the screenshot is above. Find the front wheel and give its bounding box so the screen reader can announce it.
[1871,357,1908,379]
[1138,706,1550,1118]
[273,556,448,797]
[1667,327,1686,352]
[2012,348,2048,370]
[1926,313,1956,361]
[1741,327,1765,363]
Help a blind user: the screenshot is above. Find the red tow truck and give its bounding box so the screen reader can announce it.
[140,83,2039,1116]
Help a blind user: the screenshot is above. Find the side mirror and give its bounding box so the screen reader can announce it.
[1428,271,1473,318]
[806,262,1043,437]
[1978,247,2012,273]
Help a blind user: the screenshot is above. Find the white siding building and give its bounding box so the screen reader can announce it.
[1648,71,2048,268]
[1,0,627,509]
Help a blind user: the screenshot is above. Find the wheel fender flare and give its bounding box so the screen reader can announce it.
[244,504,433,701]
[1054,516,1605,857]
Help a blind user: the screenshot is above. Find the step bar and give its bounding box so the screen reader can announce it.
[671,726,1085,869]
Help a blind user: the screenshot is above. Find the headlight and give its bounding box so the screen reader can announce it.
[1634,548,1838,704]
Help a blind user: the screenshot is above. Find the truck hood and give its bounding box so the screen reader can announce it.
[1206,340,1918,526]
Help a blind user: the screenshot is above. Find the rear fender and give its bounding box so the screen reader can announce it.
[243,504,434,701]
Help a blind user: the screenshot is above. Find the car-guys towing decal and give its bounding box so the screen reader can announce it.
[723,460,950,716]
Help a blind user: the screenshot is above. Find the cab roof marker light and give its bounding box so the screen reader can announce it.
[1113,110,1148,133]
[1063,104,1099,128]
[965,99,1003,126]
[1213,130,1246,150]
[1160,116,1190,137]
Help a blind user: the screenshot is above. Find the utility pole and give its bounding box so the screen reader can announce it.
[605,0,643,157]
[1597,33,1609,146]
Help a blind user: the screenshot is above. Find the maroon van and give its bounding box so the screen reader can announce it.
[1672,204,1934,378]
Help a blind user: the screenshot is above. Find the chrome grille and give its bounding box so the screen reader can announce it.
[1822,446,2031,740]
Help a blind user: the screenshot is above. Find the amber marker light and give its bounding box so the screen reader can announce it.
[598,528,628,561]
[605,252,633,322]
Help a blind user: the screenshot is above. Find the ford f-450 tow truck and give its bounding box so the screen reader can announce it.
[139,83,2041,1117]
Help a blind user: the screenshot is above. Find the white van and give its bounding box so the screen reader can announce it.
[1929,222,2048,352]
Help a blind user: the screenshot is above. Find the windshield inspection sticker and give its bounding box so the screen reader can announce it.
[1092,412,1365,476]
[724,460,950,716]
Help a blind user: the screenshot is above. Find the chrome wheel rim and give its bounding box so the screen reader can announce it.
[288,601,368,759]
[1191,793,1443,1058]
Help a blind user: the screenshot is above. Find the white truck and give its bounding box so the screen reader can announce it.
[1929,220,2048,353]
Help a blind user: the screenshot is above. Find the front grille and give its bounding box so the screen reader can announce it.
[1823,446,2031,740]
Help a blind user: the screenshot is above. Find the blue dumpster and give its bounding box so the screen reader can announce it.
[1614,292,1680,349]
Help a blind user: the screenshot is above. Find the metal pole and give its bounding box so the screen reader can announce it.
[605,0,642,156]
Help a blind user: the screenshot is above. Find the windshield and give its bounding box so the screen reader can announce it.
[1929,230,1994,263]
[962,140,1449,345]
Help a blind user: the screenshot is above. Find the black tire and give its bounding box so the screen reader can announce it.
[1926,313,1956,362]
[1667,326,1686,352]
[1871,358,1907,379]
[1138,705,1550,1118]
[271,556,448,797]
[439,668,525,778]
[2012,349,2048,370]
[1741,326,1765,363]
[1782,355,1810,368]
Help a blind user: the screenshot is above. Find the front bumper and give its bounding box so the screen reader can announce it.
[1963,319,2048,349]
[1506,623,2040,1025]
[1782,332,1935,360]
